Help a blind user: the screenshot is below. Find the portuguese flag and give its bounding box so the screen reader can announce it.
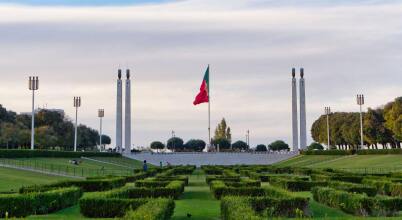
[193,66,210,105]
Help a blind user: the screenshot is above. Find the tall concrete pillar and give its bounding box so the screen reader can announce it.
[299,68,307,150]
[116,69,123,153]
[125,69,131,154]
[291,68,299,151]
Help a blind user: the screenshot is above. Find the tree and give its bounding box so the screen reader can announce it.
[167,137,184,152]
[384,97,402,143]
[232,140,249,151]
[211,138,231,150]
[307,142,324,151]
[214,118,232,142]
[184,139,206,152]
[255,144,267,152]
[101,135,111,145]
[150,141,165,151]
[268,140,289,151]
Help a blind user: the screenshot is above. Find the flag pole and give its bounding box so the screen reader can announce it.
[208,64,211,150]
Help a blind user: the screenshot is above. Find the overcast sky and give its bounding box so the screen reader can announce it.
[0,0,401,149]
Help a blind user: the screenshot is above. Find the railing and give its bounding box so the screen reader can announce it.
[0,158,134,177]
[338,167,401,174]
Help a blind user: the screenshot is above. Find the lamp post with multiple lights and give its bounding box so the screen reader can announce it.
[357,94,365,149]
[98,109,104,150]
[73,96,81,152]
[324,107,331,150]
[28,76,39,150]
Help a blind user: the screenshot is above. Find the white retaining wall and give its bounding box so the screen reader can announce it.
[126,151,298,167]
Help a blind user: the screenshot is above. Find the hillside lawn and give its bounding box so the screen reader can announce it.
[275,154,402,172]
[0,166,71,192]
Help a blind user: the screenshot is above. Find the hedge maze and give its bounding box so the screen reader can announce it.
[1,162,401,219]
[203,165,402,219]
[0,165,195,219]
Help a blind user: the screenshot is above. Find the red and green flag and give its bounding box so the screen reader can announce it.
[193,66,210,105]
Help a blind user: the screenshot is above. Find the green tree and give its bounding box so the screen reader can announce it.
[268,140,289,151]
[384,97,402,144]
[150,141,165,151]
[232,140,249,151]
[255,144,267,152]
[307,142,324,150]
[167,137,184,152]
[184,139,206,152]
[211,138,231,150]
[214,118,232,142]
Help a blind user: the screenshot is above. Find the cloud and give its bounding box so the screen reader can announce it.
[0,0,401,148]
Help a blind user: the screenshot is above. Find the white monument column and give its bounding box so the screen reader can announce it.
[291,68,299,151]
[125,69,131,154]
[299,68,307,150]
[116,69,123,153]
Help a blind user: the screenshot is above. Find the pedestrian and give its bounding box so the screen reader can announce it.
[143,160,148,172]
[160,161,163,168]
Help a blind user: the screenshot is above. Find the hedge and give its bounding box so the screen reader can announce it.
[363,179,402,197]
[249,172,309,182]
[123,198,175,220]
[330,174,364,183]
[80,197,147,217]
[0,149,120,158]
[221,187,309,219]
[210,181,265,199]
[272,179,328,191]
[312,187,402,216]
[0,187,82,218]
[328,181,377,197]
[302,149,402,155]
[206,175,240,184]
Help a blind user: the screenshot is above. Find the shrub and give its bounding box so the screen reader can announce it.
[232,140,249,151]
[255,144,267,152]
[206,175,240,184]
[123,198,175,220]
[307,142,324,150]
[302,150,351,155]
[0,149,120,158]
[210,181,265,199]
[357,149,402,155]
[311,186,402,216]
[363,179,402,197]
[272,179,328,191]
[0,187,82,218]
[330,174,364,183]
[80,197,147,218]
[328,181,377,197]
[268,140,289,151]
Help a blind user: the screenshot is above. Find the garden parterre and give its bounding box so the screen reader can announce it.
[0,165,195,219]
[202,165,402,219]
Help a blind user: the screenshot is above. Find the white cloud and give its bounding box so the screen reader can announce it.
[0,0,401,148]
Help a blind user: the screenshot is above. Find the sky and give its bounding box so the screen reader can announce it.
[0,0,401,150]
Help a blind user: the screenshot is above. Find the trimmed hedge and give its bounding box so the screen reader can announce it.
[312,187,402,216]
[221,186,309,219]
[210,181,265,199]
[272,179,328,191]
[0,187,82,217]
[363,179,402,197]
[302,150,351,155]
[206,175,240,184]
[0,149,120,158]
[328,181,377,197]
[123,198,175,220]
[302,149,402,155]
[80,197,147,217]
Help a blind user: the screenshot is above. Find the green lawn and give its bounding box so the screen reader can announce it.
[0,166,71,192]
[172,169,220,220]
[0,156,144,177]
[274,155,402,172]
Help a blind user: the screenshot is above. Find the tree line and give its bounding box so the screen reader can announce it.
[149,118,290,152]
[311,97,401,149]
[0,105,111,150]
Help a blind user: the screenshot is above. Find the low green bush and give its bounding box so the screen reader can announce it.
[356,149,402,155]
[210,181,265,199]
[123,198,175,220]
[80,197,147,217]
[0,187,82,218]
[363,179,402,197]
[0,149,120,158]
[302,150,351,155]
[272,179,328,191]
[330,174,364,183]
[312,186,402,216]
[135,180,170,188]
[206,175,240,184]
[328,181,377,197]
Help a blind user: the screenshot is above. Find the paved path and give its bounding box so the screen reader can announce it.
[172,169,220,220]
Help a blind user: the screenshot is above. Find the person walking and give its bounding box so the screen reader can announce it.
[143,160,148,172]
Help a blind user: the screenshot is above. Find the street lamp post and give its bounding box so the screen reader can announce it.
[73,96,81,152]
[357,94,365,149]
[28,76,39,150]
[246,130,250,147]
[325,107,331,150]
[172,130,175,151]
[98,109,104,151]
